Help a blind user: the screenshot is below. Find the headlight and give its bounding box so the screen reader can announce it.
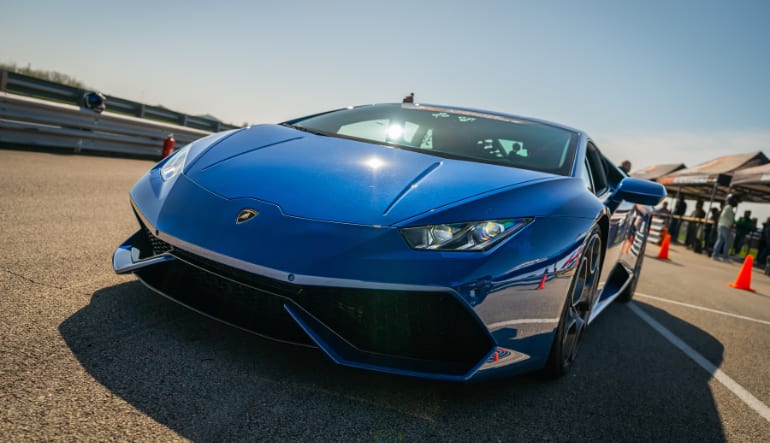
[400,218,532,251]
[160,144,190,181]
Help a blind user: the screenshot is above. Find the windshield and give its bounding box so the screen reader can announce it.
[286,103,578,176]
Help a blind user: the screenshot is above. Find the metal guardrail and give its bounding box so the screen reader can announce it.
[0,70,240,132]
[0,92,215,157]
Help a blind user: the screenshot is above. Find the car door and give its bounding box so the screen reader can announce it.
[584,142,635,284]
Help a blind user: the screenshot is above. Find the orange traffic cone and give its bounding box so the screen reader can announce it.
[623,235,634,254]
[729,255,755,292]
[656,234,671,260]
[659,227,668,245]
[537,272,547,290]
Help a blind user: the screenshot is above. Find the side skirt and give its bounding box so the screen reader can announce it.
[588,262,633,324]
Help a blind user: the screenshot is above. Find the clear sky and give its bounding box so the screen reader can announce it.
[2,0,769,173]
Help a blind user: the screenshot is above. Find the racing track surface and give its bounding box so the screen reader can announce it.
[1,148,769,442]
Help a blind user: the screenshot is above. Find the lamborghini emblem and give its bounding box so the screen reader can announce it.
[236,209,259,224]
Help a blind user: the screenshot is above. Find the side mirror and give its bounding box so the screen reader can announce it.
[611,177,667,206]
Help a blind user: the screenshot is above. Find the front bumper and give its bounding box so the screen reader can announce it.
[115,224,517,381]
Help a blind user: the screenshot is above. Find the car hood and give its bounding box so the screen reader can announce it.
[185,124,554,225]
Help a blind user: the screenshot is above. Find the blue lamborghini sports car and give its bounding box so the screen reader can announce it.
[113,103,666,381]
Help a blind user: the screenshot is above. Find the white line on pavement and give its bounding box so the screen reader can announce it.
[628,302,770,423]
[636,292,770,326]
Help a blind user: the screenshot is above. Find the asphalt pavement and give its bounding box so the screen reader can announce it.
[1,148,769,442]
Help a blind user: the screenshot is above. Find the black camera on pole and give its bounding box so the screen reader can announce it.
[81,91,106,113]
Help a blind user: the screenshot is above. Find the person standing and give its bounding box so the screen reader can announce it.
[670,196,687,244]
[733,210,753,256]
[619,160,631,174]
[712,195,738,261]
[757,217,770,266]
[654,201,671,217]
[686,199,706,249]
[704,207,720,256]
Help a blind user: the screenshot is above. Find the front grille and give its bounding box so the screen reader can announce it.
[172,248,300,298]
[135,258,313,344]
[131,210,172,259]
[292,287,490,367]
[135,230,493,373]
[146,227,172,255]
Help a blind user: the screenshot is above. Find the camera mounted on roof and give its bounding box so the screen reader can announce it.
[81,91,106,113]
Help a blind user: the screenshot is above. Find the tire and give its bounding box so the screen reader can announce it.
[543,226,603,378]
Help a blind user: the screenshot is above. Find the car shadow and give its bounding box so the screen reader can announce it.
[60,282,727,442]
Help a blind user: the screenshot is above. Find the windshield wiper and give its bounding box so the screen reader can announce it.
[281,123,329,136]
